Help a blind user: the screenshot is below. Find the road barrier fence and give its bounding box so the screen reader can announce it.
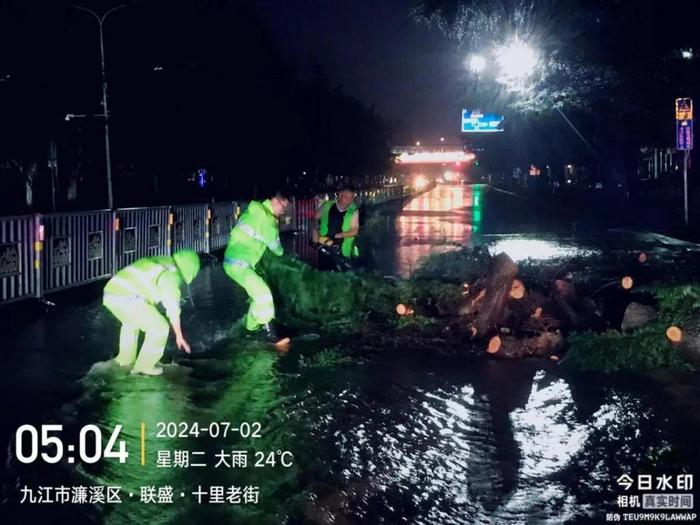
[0,185,409,304]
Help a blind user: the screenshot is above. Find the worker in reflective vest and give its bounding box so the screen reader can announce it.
[315,186,360,260]
[103,249,201,376]
[223,192,289,342]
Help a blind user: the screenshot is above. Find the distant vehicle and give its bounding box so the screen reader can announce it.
[595,182,604,190]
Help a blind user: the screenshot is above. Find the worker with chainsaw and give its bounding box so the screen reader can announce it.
[103,249,201,376]
[313,186,360,271]
[223,191,289,343]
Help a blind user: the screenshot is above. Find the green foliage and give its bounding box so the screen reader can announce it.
[396,279,464,317]
[261,253,468,335]
[566,328,687,373]
[260,254,399,331]
[645,284,700,323]
[566,285,700,373]
[298,347,356,368]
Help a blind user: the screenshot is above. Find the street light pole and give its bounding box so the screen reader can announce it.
[75,4,126,210]
[683,149,690,228]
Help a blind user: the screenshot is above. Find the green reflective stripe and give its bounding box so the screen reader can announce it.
[224,257,251,269]
[106,257,180,304]
[104,292,142,304]
[225,200,281,268]
[107,275,142,296]
[268,237,281,251]
[237,222,268,245]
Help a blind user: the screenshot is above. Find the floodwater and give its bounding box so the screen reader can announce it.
[2,184,700,524]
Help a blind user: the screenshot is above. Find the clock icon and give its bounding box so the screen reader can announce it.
[68,444,75,452]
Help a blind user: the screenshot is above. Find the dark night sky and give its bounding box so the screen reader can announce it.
[254,0,464,145]
[3,0,699,210]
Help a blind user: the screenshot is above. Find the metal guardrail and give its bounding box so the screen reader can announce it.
[0,214,39,303]
[209,201,238,251]
[0,186,409,305]
[115,207,170,269]
[172,204,209,254]
[41,210,115,293]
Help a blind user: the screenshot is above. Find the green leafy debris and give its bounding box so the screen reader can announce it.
[566,285,700,373]
[298,347,357,368]
[260,254,399,331]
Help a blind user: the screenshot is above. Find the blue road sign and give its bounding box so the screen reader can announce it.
[461,110,504,133]
[677,119,693,150]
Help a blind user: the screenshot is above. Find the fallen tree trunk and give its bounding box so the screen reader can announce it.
[486,331,564,359]
[506,289,550,330]
[474,253,519,336]
[550,279,602,329]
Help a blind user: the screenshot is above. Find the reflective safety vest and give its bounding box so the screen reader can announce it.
[318,200,359,258]
[224,199,283,269]
[103,256,183,321]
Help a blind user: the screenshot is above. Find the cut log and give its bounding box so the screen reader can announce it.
[509,279,526,299]
[474,253,519,336]
[507,289,548,328]
[621,276,634,290]
[550,279,602,329]
[621,302,657,331]
[550,279,582,326]
[666,325,683,343]
[396,304,414,316]
[486,331,564,359]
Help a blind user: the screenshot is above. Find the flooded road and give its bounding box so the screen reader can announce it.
[2,184,700,524]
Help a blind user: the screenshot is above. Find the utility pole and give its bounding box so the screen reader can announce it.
[74,4,126,209]
[48,138,58,212]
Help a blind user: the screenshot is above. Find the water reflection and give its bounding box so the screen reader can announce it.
[391,184,483,276]
[486,238,600,262]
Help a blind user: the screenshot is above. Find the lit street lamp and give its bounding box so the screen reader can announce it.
[74,3,127,210]
[494,39,539,91]
[466,39,599,171]
[468,54,486,74]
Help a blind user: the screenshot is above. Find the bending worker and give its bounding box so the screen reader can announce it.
[102,249,201,376]
[314,186,360,269]
[223,192,289,343]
